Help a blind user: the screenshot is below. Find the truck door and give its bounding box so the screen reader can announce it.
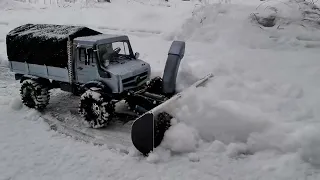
[76,48,98,83]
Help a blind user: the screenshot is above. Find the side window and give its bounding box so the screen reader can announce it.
[79,48,86,63]
[79,48,95,65]
[88,49,95,65]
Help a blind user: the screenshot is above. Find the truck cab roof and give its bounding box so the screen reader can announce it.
[74,34,129,46]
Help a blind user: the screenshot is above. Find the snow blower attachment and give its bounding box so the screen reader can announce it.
[130,42,214,155]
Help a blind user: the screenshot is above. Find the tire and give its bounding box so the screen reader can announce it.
[20,79,50,111]
[79,89,115,128]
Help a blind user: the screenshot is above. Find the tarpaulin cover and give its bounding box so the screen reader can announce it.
[6,24,101,68]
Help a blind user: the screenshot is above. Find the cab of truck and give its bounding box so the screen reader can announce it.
[73,34,151,93]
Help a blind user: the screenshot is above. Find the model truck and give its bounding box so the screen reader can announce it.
[6,24,213,155]
[6,23,184,125]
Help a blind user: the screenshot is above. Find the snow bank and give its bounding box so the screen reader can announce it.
[170,0,320,50]
[249,0,320,49]
[0,0,195,42]
[159,0,320,167]
[0,0,25,10]
[0,0,41,10]
[169,69,320,164]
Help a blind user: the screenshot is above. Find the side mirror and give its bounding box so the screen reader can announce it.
[135,52,140,59]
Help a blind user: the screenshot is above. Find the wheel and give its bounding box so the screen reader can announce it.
[20,79,50,111]
[154,112,172,147]
[78,89,115,128]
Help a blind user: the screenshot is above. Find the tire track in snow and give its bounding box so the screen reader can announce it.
[0,67,134,153]
[42,114,131,154]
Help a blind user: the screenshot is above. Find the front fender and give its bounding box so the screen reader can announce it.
[80,80,112,95]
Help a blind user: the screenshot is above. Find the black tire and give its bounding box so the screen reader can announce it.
[20,79,50,111]
[78,89,115,128]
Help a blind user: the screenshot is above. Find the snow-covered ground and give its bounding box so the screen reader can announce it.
[1,0,320,179]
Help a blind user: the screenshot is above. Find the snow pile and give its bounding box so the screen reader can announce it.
[205,140,226,153]
[19,0,187,6]
[0,0,23,9]
[146,120,200,163]
[169,71,320,164]
[156,0,320,166]
[161,121,200,153]
[225,142,250,158]
[295,125,320,166]
[170,0,320,49]
[146,148,171,163]
[10,0,182,9]
[250,0,320,48]
[0,0,37,10]
[0,0,195,38]
[169,3,262,46]
[251,0,320,29]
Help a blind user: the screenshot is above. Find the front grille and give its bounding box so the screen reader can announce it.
[122,71,148,88]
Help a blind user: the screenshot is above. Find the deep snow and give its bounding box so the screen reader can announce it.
[1,0,320,179]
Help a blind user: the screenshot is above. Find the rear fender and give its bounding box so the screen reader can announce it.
[19,75,51,87]
[19,74,39,83]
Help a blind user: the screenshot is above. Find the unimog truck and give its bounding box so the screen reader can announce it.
[6,24,213,155]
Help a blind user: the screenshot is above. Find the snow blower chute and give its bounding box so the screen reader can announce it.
[130,41,213,155]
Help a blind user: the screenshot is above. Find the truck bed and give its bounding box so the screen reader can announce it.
[10,61,69,82]
[6,23,101,68]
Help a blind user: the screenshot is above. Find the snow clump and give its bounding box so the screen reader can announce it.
[160,122,200,153]
[10,97,22,111]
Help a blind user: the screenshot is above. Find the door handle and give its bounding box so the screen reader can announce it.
[77,67,83,70]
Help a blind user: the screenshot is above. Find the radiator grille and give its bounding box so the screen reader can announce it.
[122,71,148,88]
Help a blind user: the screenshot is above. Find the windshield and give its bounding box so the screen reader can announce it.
[98,41,132,68]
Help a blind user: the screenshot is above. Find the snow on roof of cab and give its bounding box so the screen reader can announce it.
[74,34,129,45]
[74,34,126,41]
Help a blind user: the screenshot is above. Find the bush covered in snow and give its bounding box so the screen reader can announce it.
[14,0,110,4]
[251,0,320,29]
